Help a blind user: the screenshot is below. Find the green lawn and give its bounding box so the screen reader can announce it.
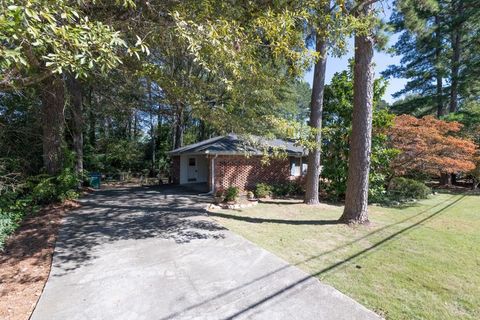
[209,193,480,319]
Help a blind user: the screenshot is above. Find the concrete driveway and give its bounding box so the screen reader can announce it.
[31,186,381,320]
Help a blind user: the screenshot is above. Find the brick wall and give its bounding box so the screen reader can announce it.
[213,155,296,192]
[171,156,180,184]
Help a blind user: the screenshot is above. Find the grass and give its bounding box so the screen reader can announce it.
[209,193,480,319]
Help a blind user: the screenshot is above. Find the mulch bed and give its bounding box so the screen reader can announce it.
[0,200,80,320]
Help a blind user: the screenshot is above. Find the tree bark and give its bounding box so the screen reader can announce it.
[440,173,452,186]
[449,0,463,113]
[40,76,65,175]
[434,14,445,118]
[199,120,208,141]
[304,35,328,205]
[148,80,156,170]
[340,3,375,224]
[67,75,84,180]
[87,87,96,147]
[133,110,138,139]
[174,104,184,149]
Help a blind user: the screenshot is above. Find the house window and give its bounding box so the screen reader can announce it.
[290,158,301,176]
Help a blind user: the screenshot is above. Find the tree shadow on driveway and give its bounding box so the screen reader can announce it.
[52,186,226,276]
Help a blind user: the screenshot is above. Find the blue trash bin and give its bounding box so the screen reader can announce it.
[89,173,101,189]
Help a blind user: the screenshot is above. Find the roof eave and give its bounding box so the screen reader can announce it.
[169,150,305,157]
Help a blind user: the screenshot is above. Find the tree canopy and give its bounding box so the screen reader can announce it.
[389,115,477,176]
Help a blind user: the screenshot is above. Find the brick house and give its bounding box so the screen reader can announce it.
[169,134,307,193]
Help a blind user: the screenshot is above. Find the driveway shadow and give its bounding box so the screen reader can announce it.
[52,186,226,276]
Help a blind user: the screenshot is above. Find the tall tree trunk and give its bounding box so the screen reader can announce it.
[304,35,328,205]
[150,117,156,170]
[67,75,84,180]
[148,80,156,170]
[88,87,96,147]
[199,120,208,141]
[435,14,445,118]
[41,76,65,175]
[440,173,452,185]
[133,110,138,140]
[340,3,375,224]
[449,0,463,113]
[174,104,184,149]
[440,6,464,186]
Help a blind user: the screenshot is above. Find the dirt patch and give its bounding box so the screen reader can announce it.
[0,200,80,320]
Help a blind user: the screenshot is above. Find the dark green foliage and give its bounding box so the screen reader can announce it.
[224,187,240,202]
[0,193,34,249]
[30,169,79,205]
[1,168,79,249]
[444,102,480,144]
[0,159,34,249]
[0,92,44,174]
[254,183,273,198]
[320,67,398,202]
[387,177,431,201]
[85,137,145,174]
[385,0,480,116]
[254,182,303,198]
[30,176,57,204]
[271,181,303,197]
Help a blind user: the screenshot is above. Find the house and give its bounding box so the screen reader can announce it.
[169,134,307,193]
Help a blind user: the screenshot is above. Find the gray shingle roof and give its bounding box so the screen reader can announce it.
[169,134,305,156]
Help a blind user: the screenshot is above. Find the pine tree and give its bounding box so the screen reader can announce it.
[384,0,449,116]
[339,1,376,224]
[385,0,480,117]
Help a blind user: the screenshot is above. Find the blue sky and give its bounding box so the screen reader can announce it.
[303,2,407,104]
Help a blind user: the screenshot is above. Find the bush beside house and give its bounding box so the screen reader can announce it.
[253,181,303,199]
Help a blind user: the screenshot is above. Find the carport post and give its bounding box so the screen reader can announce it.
[208,152,218,194]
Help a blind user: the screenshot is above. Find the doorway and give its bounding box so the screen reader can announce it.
[187,157,197,182]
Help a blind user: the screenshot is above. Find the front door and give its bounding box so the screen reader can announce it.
[187,157,197,182]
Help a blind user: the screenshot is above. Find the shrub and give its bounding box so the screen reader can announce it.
[31,176,57,204]
[0,198,32,235]
[254,182,303,198]
[28,169,79,204]
[56,168,79,194]
[0,157,79,249]
[224,187,239,202]
[387,177,431,201]
[271,181,303,197]
[0,192,34,249]
[254,183,272,198]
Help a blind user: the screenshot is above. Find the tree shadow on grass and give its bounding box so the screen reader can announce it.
[258,199,344,207]
[208,212,341,225]
[220,194,465,319]
[258,199,303,205]
[161,194,464,319]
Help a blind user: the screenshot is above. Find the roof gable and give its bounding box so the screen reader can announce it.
[169,134,305,156]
